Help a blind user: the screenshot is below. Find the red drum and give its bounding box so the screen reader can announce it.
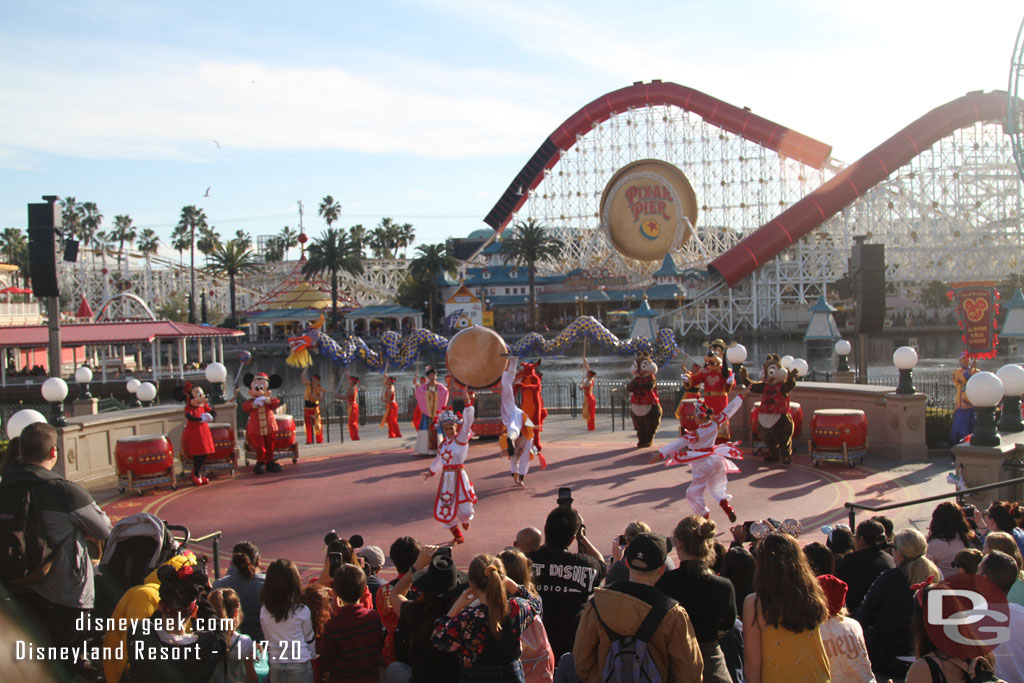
[209,423,236,462]
[116,435,174,478]
[811,409,867,452]
[750,401,803,441]
[273,414,297,451]
[678,398,701,433]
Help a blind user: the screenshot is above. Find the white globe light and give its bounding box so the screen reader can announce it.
[834,339,852,356]
[791,358,809,377]
[725,344,747,364]
[965,372,1004,407]
[41,377,69,403]
[996,364,1024,397]
[136,382,157,403]
[75,366,93,384]
[204,362,228,383]
[6,409,47,439]
[780,355,794,369]
[893,346,918,370]
[126,378,141,394]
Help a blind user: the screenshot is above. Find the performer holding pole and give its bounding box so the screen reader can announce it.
[414,366,448,456]
[423,387,476,545]
[343,375,360,441]
[950,351,978,444]
[650,395,744,522]
[380,375,402,438]
[301,367,325,445]
[500,354,538,486]
[580,358,597,432]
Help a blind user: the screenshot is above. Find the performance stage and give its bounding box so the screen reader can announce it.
[99,416,952,578]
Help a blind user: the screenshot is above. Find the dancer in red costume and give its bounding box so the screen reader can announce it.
[380,376,402,438]
[515,359,548,468]
[243,372,282,475]
[301,368,324,444]
[684,339,736,440]
[423,387,476,545]
[580,359,596,432]
[342,375,360,441]
[175,382,215,486]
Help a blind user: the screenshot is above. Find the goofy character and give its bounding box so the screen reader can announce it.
[628,354,662,448]
[737,354,799,464]
[175,382,215,486]
[243,372,282,474]
[685,339,736,440]
[423,387,476,545]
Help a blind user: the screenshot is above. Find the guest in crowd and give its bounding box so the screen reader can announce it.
[718,547,755,683]
[982,531,1024,606]
[213,541,266,640]
[498,548,555,683]
[321,564,383,683]
[980,500,1024,556]
[979,550,1024,681]
[261,559,317,682]
[925,501,976,577]
[208,587,259,683]
[802,541,834,577]
[836,519,894,614]
[815,575,874,682]
[950,547,983,575]
[357,545,388,611]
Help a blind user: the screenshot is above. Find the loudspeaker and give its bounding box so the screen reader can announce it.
[852,241,885,334]
[63,239,79,263]
[29,227,59,298]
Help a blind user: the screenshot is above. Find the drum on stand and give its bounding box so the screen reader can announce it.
[115,434,176,496]
[205,423,237,477]
[810,408,867,468]
[446,326,508,390]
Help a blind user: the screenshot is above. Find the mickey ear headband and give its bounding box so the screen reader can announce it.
[820,523,851,542]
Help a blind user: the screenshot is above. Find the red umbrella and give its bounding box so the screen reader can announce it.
[76,295,94,319]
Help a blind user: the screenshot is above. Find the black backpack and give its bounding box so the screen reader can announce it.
[0,484,58,584]
[592,592,677,683]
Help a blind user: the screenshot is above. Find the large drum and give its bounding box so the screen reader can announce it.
[677,398,701,434]
[811,409,867,451]
[209,423,236,462]
[750,401,804,441]
[272,414,297,451]
[446,326,508,389]
[116,434,174,478]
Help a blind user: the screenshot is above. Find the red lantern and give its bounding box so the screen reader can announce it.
[298,232,308,244]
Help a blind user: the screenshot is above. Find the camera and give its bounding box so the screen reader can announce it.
[328,551,344,577]
[618,534,627,547]
[963,504,977,518]
[557,487,573,507]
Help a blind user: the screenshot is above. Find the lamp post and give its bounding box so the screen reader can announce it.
[790,358,809,378]
[965,372,1004,447]
[136,381,157,408]
[6,409,47,439]
[41,377,69,427]
[893,346,918,395]
[75,365,94,400]
[835,340,852,373]
[725,343,747,378]
[126,377,142,407]
[996,364,1024,433]
[205,362,228,404]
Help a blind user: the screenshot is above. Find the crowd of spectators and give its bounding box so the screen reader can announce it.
[3,456,1024,682]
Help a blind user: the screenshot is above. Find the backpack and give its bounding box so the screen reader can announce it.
[592,592,677,683]
[0,484,57,584]
[923,653,1007,683]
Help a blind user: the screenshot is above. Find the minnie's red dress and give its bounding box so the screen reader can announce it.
[183,403,215,456]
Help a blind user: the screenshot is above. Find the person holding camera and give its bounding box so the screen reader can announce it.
[528,501,606,660]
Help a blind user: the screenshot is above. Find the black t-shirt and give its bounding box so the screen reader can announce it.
[836,547,895,614]
[655,560,736,643]
[528,544,606,659]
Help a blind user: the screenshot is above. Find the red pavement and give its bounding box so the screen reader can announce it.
[101,416,952,578]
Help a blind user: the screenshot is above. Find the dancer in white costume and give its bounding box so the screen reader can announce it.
[500,355,537,486]
[423,388,476,545]
[651,395,744,522]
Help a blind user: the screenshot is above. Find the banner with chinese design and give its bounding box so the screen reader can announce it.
[948,281,1000,359]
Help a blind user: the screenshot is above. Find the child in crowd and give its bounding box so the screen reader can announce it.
[304,585,333,682]
[321,564,383,683]
[208,588,259,683]
[260,559,317,683]
[815,575,875,682]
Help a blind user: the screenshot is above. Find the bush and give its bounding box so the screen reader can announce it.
[925,408,954,448]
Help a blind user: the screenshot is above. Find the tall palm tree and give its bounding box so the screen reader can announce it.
[197,223,221,267]
[206,239,259,328]
[171,224,190,268]
[263,236,285,263]
[233,229,252,251]
[80,202,103,265]
[0,228,29,287]
[278,225,299,261]
[176,205,208,323]
[318,196,341,229]
[348,224,367,258]
[397,222,415,258]
[112,214,136,271]
[410,243,458,330]
[499,218,565,325]
[373,217,404,259]
[301,227,363,331]
[137,228,160,301]
[59,197,82,240]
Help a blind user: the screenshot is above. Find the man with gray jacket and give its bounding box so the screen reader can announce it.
[1,422,112,672]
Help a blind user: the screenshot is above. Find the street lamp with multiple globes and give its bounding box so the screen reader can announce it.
[136,382,158,408]
[893,346,918,395]
[41,377,69,427]
[996,364,1024,433]
[965,371,1004,447]
[126,378,142,407]
[790,358,809,378]
[835,339,852,373]
[725,343,747,378]
[205,362,228,404]
[75,365,93,400]
[780,355,794,369]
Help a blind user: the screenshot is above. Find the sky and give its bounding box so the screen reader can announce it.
[1,1,1022,258]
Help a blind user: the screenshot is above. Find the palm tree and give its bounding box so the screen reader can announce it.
[171,224,190,268]
[301,227,363,331]
[59,197,82,241]
[197,223,221,267]
[318,196,341,228]
[80,202,103,264]
[398,222,415,258]
[0,228,29,287]
[233,229,252,251]
[278,226,299,261]
[207,239,259,327]
[348,224,367,258]
[410,243,458,330]
[263,236,285,263]
[137,228,160,301]
[373,217,404,259]
[112,214,136,271]
[176,205,208,323]
[499,218,565,326]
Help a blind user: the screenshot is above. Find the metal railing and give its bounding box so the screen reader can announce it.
[188,530,224,580]
[845,476,1024,528]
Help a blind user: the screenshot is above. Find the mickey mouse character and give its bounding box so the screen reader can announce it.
[627,353,662,448]
[736,354,799,464]
[174,382,216,486]
[243,372,282,474]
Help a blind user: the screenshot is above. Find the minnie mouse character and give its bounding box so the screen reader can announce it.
[174,382,216,486]
[737,354,799,464]
[243,372,282,474]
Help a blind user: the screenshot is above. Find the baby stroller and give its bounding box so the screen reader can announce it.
[93,512,191,621]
